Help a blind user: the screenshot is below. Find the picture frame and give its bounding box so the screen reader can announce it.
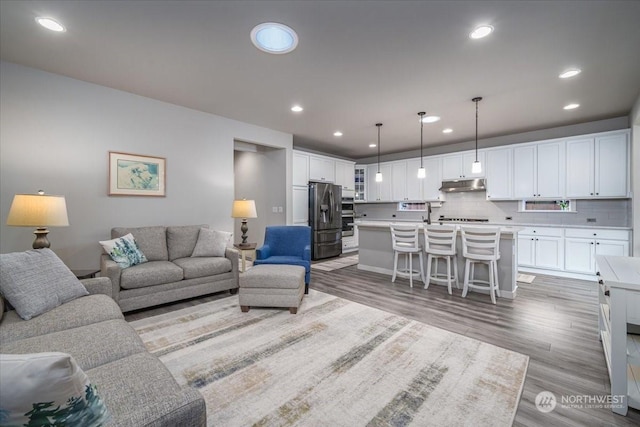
[108,151,166,197]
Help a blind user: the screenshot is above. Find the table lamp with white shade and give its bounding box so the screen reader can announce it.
[6,191,69,249]
[231,199,257,247]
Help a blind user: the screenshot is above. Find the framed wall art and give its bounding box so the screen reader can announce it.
[108,151,166,196]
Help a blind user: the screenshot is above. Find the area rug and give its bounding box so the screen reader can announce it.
[132,291,528,426]
[517,273,536,284]
[311,254,359,271]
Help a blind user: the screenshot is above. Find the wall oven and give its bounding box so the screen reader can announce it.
[341,197,355,237]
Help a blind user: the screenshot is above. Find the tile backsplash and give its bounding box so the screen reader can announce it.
[355,192,631,227]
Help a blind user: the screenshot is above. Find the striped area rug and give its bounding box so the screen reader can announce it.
[132,291,528,426]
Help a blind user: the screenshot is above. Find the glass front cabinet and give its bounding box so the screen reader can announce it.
[354,165,366,201]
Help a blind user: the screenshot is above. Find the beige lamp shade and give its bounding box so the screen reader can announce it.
[231,199,257,219]
[6,194,69,227]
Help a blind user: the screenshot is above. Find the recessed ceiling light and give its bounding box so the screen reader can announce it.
[36,17,66,32]
[369,143,377,148]
[563,103,580,110]
[333,131,343,137]
[559,68,581,79]
[442,128,453,134]
[421,116,440,123]
[251,22,298,54]
[291,105,303,112]
[469,25,493,39]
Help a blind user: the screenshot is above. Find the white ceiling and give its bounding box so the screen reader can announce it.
[1,1,639,159]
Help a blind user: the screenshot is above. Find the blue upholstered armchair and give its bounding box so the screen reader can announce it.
[254,226,311,293]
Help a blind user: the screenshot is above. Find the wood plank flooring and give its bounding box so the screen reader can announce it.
[125,262,640,426]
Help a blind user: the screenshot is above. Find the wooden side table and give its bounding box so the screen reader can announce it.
[234,243,257,273]
[72,269,100,279]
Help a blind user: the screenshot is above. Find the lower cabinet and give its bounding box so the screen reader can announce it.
[564,229,630,275]
[292,186,309,225]
[517,227,564,271]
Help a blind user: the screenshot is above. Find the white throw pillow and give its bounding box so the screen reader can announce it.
[0,249,89,320]
[0,352,111,426]
[191,228,232,257]
[99,233,148,268]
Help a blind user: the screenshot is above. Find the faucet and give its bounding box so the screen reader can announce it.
[422,202,432,224]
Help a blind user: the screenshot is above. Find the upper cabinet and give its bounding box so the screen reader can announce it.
[292,151,310,186]
[366,163,392,202]
[308,154,335,182]
[513,141,565,199]
[354,165,366,201]
[441,151,485,180]
[334,159,355,191]
[485,147,513,200]
[565,130,629,198]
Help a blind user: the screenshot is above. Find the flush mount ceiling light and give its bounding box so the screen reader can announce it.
[375,123,383,183]
[291,105,303,112]
[559,68,582,79]
[421,115,440,123]
[251,22,298,54]
[442,128,453,134]
[369,143,377,148]
[471,97,483,174]
[564,103,580,110]
[333,131,343,137]
[417,112,426,179]
[36,17,66,32]
[469,25,493,39]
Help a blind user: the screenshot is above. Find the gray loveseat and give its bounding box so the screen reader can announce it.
[0,277,206,426]
[101,225,239,312]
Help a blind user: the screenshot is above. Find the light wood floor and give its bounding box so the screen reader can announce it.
[125,262,640,426]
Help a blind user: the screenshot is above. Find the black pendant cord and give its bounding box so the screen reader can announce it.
[418,112,425,168]
[472,97,482,162]
[376,123,382,173]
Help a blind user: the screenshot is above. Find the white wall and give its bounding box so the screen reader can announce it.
[0,61,292,268]
[631,92,640,256]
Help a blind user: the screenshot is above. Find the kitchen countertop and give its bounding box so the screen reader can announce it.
[354,219,631,231]
[355,220,522,235]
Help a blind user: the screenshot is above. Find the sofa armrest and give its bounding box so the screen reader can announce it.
[80,277,113,298]
[256,244,271,260]
[303,244,311,262]
[100,254,122,303]
[225,247,240,281]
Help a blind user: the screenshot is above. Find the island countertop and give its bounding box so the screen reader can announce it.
[355,220,523,237]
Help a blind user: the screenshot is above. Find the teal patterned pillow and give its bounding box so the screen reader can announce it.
[99,233,147,268]
[0,352,111,427]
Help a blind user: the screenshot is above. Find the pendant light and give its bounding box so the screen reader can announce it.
[417,112,426,178]
[375,123,383,182]
[471,97,483,174]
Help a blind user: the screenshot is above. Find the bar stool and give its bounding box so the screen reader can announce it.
[390,224,424,288]
[461,227,501,304]
[423,224,459,295]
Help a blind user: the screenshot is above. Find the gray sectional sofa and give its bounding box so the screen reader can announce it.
[101,225,239,312]
[0,277,206,426]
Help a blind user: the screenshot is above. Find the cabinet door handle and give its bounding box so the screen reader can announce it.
[590,242,594,245]
[598,279,604,285]
[590,193,594,195]
[596,242,600,245]
[596,193,599,195]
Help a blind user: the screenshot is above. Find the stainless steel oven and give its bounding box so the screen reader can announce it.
[341,197,355,237]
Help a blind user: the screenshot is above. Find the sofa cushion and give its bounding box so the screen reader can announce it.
[0,352,111,427]
[119,261,183,289]
[172,257,232,280]
[0,249,89,320]
[112,226,168,261]
[191,228,232,258]
[167,225,207,261]
[0,294,124,344]
[0,319,147,371]
[99,233,148,268]
[253,255,310,271]
[86,352,205,427]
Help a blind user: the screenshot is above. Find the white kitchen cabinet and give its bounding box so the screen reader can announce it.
[564,228,631,274]
[335,159,355,191]
[292,186,309,225]
[517,227,564,270]
[441,151,485,180]
[422,156,443,201]
[513,141,565,199]
[485,147,513,200]
[309,154,335,182]
[366,163,392,201]
[293,151,310,186]
[391,161,408,201]
[391,158,437,201]
[354,165,366,201]
[405,159,424,201]
[565,131,629,198]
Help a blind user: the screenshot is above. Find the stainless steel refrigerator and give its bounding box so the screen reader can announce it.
[309,182,342,260]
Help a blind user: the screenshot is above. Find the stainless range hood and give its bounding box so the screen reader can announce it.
[439,178,486,193]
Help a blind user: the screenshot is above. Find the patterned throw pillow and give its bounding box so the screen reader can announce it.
[191,228,232,257]
[0,352,111,427]
[99,233,148,268]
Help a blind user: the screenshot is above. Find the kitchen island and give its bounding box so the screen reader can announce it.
[357,221,522,299]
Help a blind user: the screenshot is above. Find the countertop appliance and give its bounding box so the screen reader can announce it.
[309,182,342,260]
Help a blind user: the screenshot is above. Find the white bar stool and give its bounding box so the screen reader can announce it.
[423,224,459,295]
[390,224,424,288]
[461,227,501,304]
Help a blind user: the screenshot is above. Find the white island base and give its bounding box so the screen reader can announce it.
[357,222,520,299]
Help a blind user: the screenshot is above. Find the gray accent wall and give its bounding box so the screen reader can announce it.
[0,61,292,268]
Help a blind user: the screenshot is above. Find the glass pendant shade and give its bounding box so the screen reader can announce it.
[417,111,426,179]
[417,167,426,178]
[471,160,482,174]
[375,123,383,183]
[375,172,383,182]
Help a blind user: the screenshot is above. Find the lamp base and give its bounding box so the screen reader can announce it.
[240,219,249,245]
[32,227,51,249]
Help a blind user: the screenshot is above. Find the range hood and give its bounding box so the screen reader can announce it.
[439,178,486,193]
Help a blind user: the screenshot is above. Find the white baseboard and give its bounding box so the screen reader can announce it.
[517,267,597,282]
